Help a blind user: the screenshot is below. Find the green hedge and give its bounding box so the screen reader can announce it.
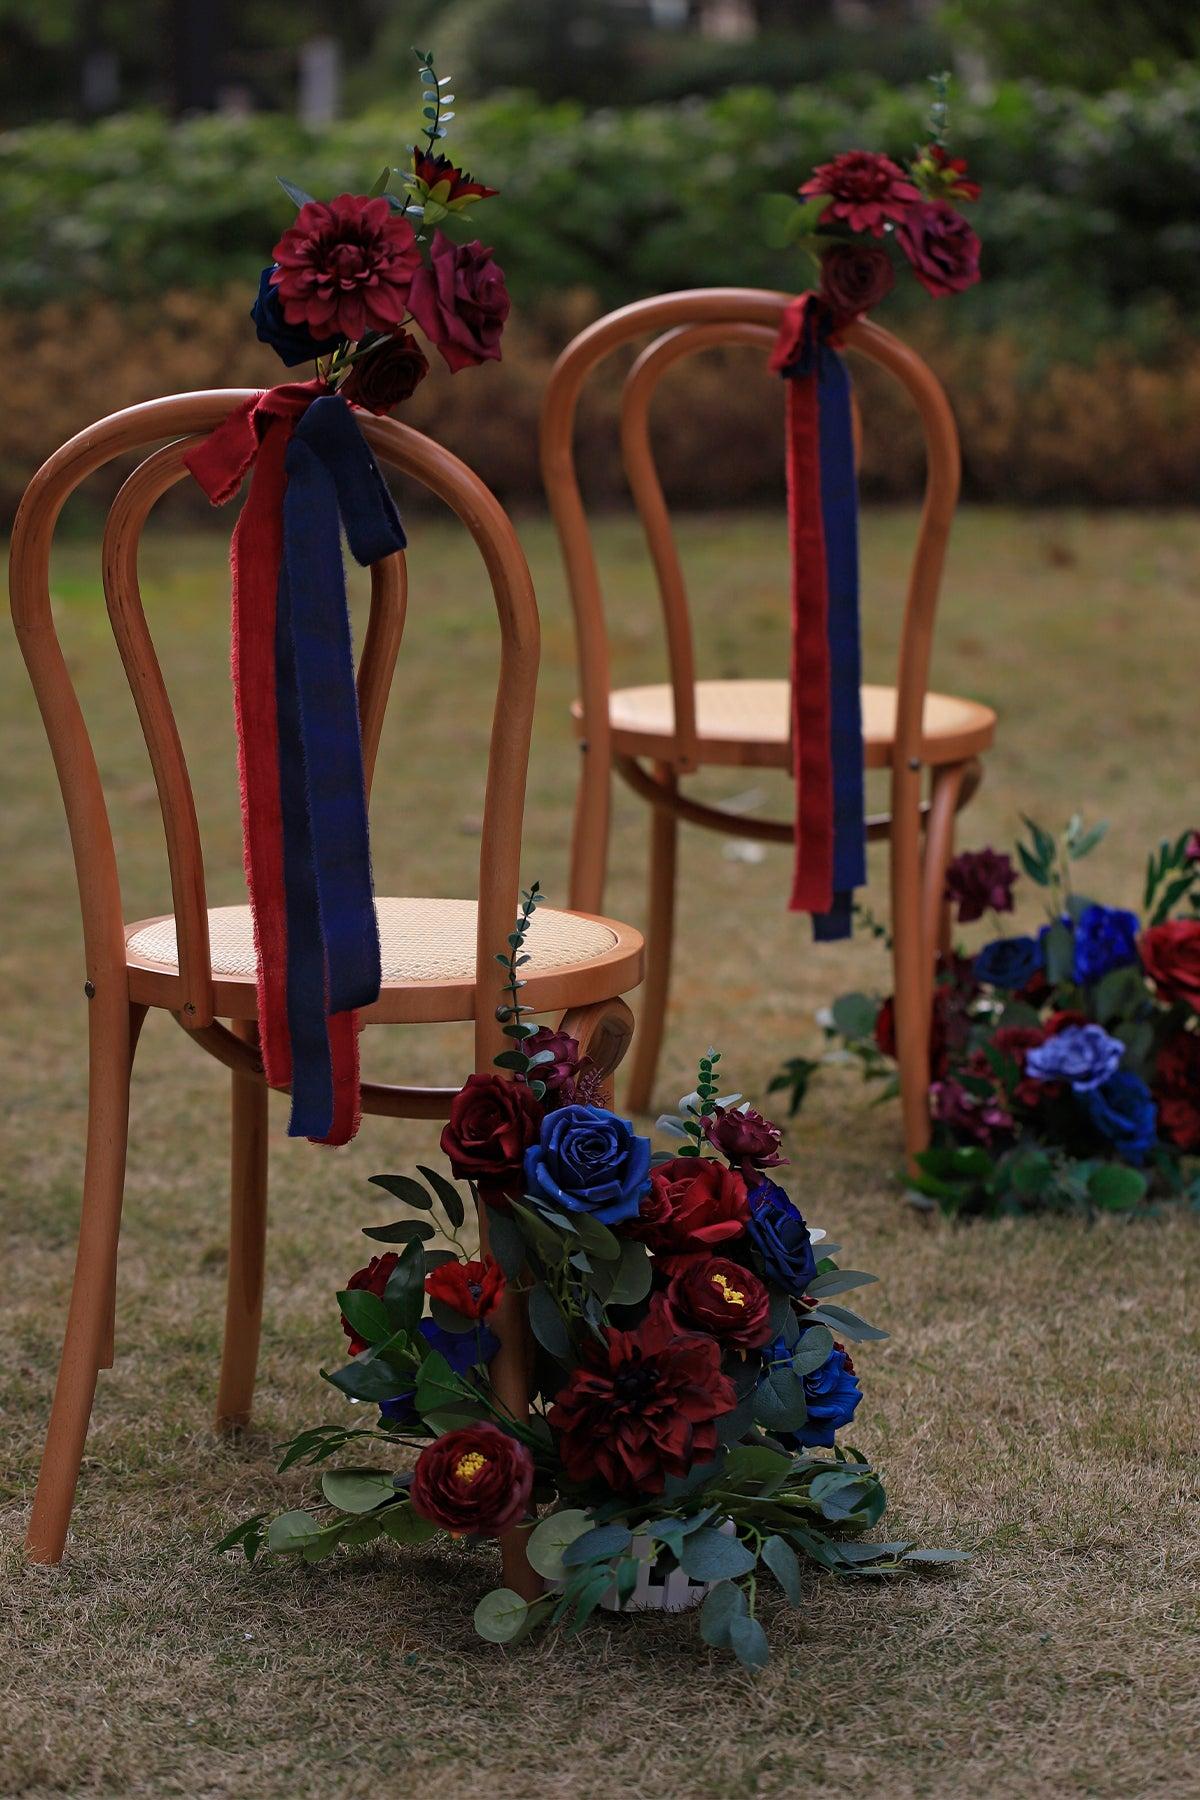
[2,72,1199,354]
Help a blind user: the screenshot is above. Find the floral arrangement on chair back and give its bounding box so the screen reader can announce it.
[807,820,1200,1218]
[221,889,965,1672]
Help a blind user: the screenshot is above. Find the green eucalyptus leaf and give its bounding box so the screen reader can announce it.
[361,1218,436,1245]
[679,1526,757,1582]
[526,1284,573,1360]
[729,1612,771,1670]
[485,1205,526,1280]
[320,1467,396,1515]
[699,1578,746,1647]
[525,1508,593,1580]
[334,1287,389,1348]
[266,1510,322,1554]
[1087,1163,1147,1211]
[473,1587,530,1644]
[377,1503,440,1545]
[561,1521,631,1568]
[762,1533,803,1605]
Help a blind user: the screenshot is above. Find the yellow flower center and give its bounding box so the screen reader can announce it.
[454,1451,488,1483]
[710,1270,746,1308]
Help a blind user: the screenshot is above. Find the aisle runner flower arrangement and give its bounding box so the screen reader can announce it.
[222,890,964,1670]
[802,819,1200,1217]
[760,75,981,938]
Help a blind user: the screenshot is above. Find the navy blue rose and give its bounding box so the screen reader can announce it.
[745,1180,818,1293]
[973,934,1045,990]
[1072,903,1140,985]
[524,1104,652,1227]
[251,265,342,367]
[1080,1069,1158,1166]
[760,1331,862,1448]
[1025,1023,1124,1093]
[379,1318,498,1425]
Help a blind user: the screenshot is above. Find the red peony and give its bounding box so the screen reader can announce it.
[801,150,921,236]
[339,330,429,414]
[1154,1031,1200,1150]
[895,202,981,298]
[664,1256,772,1351]
[439,1072,543,1202]
[271,194,422,342]
[818,244,895,320]
[626,1156,749,1258]
[340,1252,397,1354]
[425,1255,505,1320]
[410,1423,534,1536]
[407,231,510,373]
[1139,920,1200,1010]
[547,1303,737,1497]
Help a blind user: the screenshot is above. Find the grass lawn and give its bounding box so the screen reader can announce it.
[2,506,1198,1798]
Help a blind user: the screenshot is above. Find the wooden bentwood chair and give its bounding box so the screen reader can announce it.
[541,289,995,1165]
[11,391,643,1598]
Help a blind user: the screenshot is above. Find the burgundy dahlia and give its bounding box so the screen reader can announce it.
[944,847,1017,924]
[800,150,921,237]
[410,1423,534,1536]
[665,1256,772,1352]
[271,194,422,342]
[895,202,981,299]
[407,231,510,373]
[547,1303,737,1497]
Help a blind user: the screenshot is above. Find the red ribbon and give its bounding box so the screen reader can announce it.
[185,380,361,1144]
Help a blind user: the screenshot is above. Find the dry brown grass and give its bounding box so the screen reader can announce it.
[2,507,1199,1798]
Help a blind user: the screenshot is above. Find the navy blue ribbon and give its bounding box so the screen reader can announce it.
[276,394,406,1138]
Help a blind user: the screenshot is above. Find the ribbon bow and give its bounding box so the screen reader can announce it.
[770,294,866,939]
[186,383,406,1143]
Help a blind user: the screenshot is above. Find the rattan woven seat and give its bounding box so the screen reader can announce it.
[125,897,640,1022]
[576,679,996,770]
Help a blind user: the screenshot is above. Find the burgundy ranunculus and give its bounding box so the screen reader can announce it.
[930,1077,1013,1147]
[944,847,1017,923]
[407,231,510,373]
[895,202,981,298]
[339,330,429,414]
[1140,920,1200,1010]
[665,1256,772,1352]
[626,1156,749,1258]
[340,1252,398,1354]
[547,1302,737,1497]
[818,244,895,321]
[801,150,921,236]
[1154,1031,1200,1150]
[410,1423,534,1536]
[271,194,421,342]
[525,1025,588,1105]
[424,1255,505,1321]
[702,1105,785,1176]
[439,1073,543,1202]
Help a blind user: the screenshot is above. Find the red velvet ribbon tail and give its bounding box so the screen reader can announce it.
[785,373,835,914]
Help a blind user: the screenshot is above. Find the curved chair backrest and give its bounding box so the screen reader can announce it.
[9,391,540,1064]
[540,287,960,782]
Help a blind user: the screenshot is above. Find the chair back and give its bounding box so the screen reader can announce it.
[539,287,960,782]
[9,391,539,1065]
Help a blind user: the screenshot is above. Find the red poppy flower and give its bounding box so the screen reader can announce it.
[548,1303,737,1497]
[271,193,421,342]
[800,150,921,236]
[424,1256,505,1320]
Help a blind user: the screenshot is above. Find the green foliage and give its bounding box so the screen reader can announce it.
[940,0,1200,92]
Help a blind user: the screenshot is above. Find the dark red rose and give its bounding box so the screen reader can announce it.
[525,1025,588,1105]
[339,330,429,414]
[271,194,421,341]
[1045,1008,1089,1036]
[439,1073,543,1202]
[410,148,498,207]
[818,244,895,321]
[895,202,981,298]
[702,1105,785,1175]
[800,150,921,236]
[424,1256,505,1321]
[626,1156,749,1258]
[1154,1031,1200,1150]
[408,232,510,373]
[944,847,1017,923]
[664,1256,771,1352]
[547,1302,737,1497]
[1140,920,1200,1010]
[410,1423,534,1536]
[340,1252,398,1355]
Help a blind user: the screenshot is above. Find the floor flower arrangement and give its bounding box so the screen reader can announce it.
[221,889,964,1670]
[793,819,1200,1217]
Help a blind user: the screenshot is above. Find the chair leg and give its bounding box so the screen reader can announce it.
[26,989,138,1564]
[625,761,678,1116]
[568,737,612,915]
[559,995,636,1107]
[98,1003,148,1371]
[923,763,967,985]
[215,1019,269,1432]
[890,773,932,1173]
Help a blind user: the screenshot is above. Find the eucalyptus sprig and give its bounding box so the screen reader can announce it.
[494,882,553,1096]
[1144,830,1200,926]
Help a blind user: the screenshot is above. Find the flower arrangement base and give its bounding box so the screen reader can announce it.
[549,1521,738,1614]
